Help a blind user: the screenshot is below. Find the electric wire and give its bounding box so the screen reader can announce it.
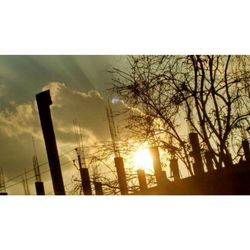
[3,139,154,194]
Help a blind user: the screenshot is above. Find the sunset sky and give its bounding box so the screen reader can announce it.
[0,55,127,194]
[1,2,248,250]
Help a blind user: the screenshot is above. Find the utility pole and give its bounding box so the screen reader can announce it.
[36,90,65,195]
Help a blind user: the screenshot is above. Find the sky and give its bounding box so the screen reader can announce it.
[0,55,127,194]
[1,3,248,249]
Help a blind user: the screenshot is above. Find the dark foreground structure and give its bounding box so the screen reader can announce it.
[133,163,250,195]
[35,89,250,196]
[133,155,250,195]
[132,136,250,195]
[132,140,250,195]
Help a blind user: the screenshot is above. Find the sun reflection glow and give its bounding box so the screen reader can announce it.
[133,148,153,171]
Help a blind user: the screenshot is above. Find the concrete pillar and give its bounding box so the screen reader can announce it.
[35,181,45,195]
[80,168,92,195]
[189,133,204,175]
[170,158,180,181]
[205,151,214,172]
[36,90,65,195]
[114,157,128,195]
[150,146,165,187]
[94,181,103,195]
[242,140,250,163]
[137,169,147,192]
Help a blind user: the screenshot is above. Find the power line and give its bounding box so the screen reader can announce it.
[3,139,139,194]
[4,148,77,186]
[5,159,76,190]
[4,139,132,187]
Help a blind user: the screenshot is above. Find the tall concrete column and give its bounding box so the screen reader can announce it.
[114,157,128,195]
[189,133,204,175]
[94,181,103,195]
[137,169,147,192]
[80,168,92,195]
[170,158,180,181]
[35,181,45,195]
[36,90,65,195]
[150,146,166,187]
[205,151,214,172]
[242,140,250,163]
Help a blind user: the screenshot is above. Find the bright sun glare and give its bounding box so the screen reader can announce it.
[133,148,153,171]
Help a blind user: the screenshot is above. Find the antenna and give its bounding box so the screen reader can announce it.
[106,101,120,157]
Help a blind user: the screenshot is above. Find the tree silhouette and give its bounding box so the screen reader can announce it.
[109,55,250,175]
[70,141,158,195]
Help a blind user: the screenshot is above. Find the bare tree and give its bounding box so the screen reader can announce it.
[70,140,158,195]
[109,55,250,175]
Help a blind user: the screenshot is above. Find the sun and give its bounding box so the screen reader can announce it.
[133,148,154,171]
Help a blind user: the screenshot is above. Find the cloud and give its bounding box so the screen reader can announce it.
[0,83,6,97]
[0,55,126,109]
[41,82,110,143]
[0,82,118,194]
[0,56,94,106]
[0,103,40,138]
[0,55,129,194]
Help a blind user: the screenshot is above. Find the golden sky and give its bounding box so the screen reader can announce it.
[0,56,127,194]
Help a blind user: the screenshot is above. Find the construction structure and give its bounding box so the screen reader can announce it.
[32,138,45,195]
[33,90,250,196]
[75,147,92,195]
[73,122,95,195]
[0,169,7,195]
[106,102,128,195]
[36,90,65,195]
[132,136,250,195]
[33,155,45,195]
[22,169,30,195]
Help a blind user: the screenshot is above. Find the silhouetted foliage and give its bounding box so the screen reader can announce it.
[110,56,250,175]
[70,141,158,195]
